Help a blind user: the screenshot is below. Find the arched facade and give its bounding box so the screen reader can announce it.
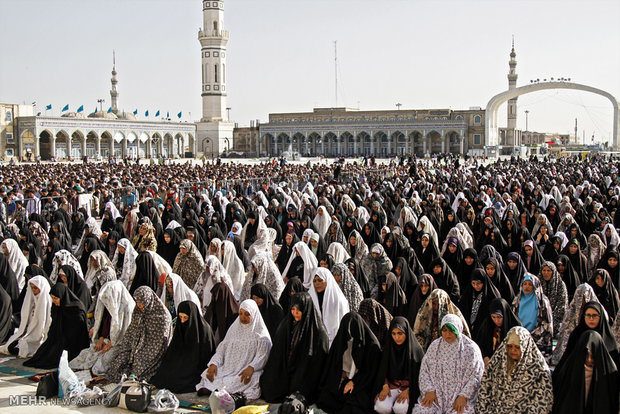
[15,116,197,160]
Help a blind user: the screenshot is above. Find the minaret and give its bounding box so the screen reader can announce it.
[196,0,234,157]
[506,38,518,146]
[110,51,119,115]
[199,0,228,121]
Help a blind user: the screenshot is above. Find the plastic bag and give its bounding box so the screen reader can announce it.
[104,374,127,407]
[58,350,86,399]
[147,389,179,413]
[209,388,235,414]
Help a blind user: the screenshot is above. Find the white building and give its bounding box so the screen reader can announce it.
[195,0,234,157]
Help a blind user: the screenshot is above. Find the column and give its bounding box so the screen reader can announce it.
[122,138,127,158]
[67,135,72,159]
[460,130,465,154]
[387,132,391,155]
[109,137,114,157]
[321,132,324,155]
[422,130,427,154]
[34,135,40,158]
[441,130,445,153]
[370,132,374,155]
[147,139,152,158]
[81,137,86,158]
[404,130,409,154]
[337,135,341,155]
[353,131,357,155]
[96,136,101,156]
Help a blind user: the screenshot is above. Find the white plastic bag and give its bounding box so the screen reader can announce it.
[58,350,86,399]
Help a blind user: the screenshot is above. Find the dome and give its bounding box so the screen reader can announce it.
[61,112,86,119]
[88,111,118,119]
[116,111,137,121]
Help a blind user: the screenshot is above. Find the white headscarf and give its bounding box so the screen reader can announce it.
[248,227,277,261]
[105,201,121,220]
[84,250,114,290]
[76,216,103,257]
[50,249,84,285]
[308,267,350,347]
[313,206,332,239]
[112,239,139,288]
[239,251,284,302]
[221,240,246,298]
[417,216,439,248]
[326,242,351,264]
[147,250,173,279]
[91,280,135,346]
[1,238,28,290]
[281,241,318,289]
[0,276,52,358]
[195,255,235,308]
[161,273,202,315]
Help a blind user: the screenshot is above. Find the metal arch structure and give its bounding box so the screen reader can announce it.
[485,81,620,150]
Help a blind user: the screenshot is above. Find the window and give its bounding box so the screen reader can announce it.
[424,117,430,120]
[6,133,13,143]
[455,115,464,120]
[213,21,218,31]
[474,115,482,124]
[214,64,218,83]
[474,134,481,145]
[5,111,12,122]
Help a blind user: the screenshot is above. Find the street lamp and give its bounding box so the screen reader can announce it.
[226,107,231,121]
[395,103,402,110]
[97,99,105,112]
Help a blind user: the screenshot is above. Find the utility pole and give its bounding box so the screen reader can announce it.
[525,110,529,132]
[396,103,402,110]
[574,118,578,144]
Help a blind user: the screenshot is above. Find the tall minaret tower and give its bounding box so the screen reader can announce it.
[196,0,234,156]
[110,51,119,115]
[506,38,518,146]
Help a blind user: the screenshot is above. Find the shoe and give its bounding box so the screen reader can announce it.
[197,388,211,397]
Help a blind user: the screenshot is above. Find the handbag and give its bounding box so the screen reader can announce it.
[118,377,152,413]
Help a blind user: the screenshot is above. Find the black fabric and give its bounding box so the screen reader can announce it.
[79,236,102,275]
[415,236,440,274]
[589,269,620,323]
[552,330,619,414]
[204,282,239,342]
[251,283,284,339]
[260,292,329,404]
[345,258,370,298]
[483,257,515,302]
[24,283,89,368]
[555,301,620,374]
[556,254,581,300]
[428,257,460,302]
[43,239,62,276]
[129,252,160,295]
[393,257,418,307]
[0,253,19,309]
[317,312,382,414]
[473,297,521,359]
[150,301,216,393]
[377,272,408,317]
[59,265,91,311]
[456,248,482,290]
[372,317,425,414]
[279,277,306,313]
[458,268,501,336]
[157,229,181,268]
[407,274,437,327]
[503,251,528,294]
[0,285,14,343]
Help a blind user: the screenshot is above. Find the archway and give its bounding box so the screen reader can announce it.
[70,131,84,159]
[39,130,53,160]
[486,81,620,149]
[163,133,173,157]
[187,133,195,158]
[392,131,406,155]
[409,131,423,155]
[101,131,112,158]
[86,131,98,158]
[427,131,442,153]
[308,133,320,156]
[20,130,35,160]
[151,133,162,158]
[138,132,149,158]
[341,132,354,156]
[445,130,460,154]
[175,134,184,157]
[55,130,69,159]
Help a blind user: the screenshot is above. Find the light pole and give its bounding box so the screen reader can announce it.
[525,110,529,132]
[396,103,402,110]
[97,99,105,112]
[226,107,231,121]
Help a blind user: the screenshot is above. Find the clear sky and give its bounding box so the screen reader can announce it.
[1,0,619,144]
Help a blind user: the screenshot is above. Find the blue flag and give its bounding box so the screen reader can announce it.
[62,104,69,112]
[166,112,170,118]
[45,104,52,110]
[145,110,149,117]
[77,105,84,113]
[155,110,160,117]
[94,107,98,113]
[177,111,182,119]
[133,109,138,115]
[107,107,112,113]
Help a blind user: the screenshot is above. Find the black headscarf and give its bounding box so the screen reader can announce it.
[555,301,620,373]
[0,253,19,309]
[416,234,441,274]
[552,330,619,414]
[393,257,418,305]
[24,283,89,368]
[260,292,329,404]
[317,312,382,414]
[457,248,483,291]
[473,297,521,359]
[589,269,620,322]
[0,285,14,343]
[428,257,460,302]
[556,254,581,300]
[377,272,408,317]
[358,298,394,345]
[43,239,62,276]
[372,317,425,414]
[458,268,501,336]
[407,274,437,327]
[150,300,216,393]
[345,258,370,298]
[59,264,91,311]
[204,282,239,343]
[157,228,181,267]
[129,251,160,295]
[361,222,382,247]
[279,277,307,313]
[483,257,515,302]
[251,283,284,340]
